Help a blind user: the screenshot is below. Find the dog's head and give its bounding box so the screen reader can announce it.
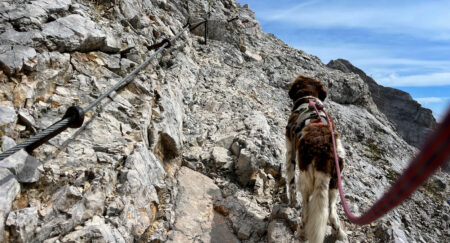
[288,75,327,102]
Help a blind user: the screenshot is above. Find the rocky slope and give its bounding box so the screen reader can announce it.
[326,59,437,148]
[0,0,448,242]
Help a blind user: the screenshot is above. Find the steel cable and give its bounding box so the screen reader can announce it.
[0,118,71,160]
[0,20,205,161]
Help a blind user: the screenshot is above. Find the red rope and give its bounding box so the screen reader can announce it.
[320,104,450,225]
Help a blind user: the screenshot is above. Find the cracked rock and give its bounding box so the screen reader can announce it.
[0,45,37,75]
[6,207,39,243]
[0,168,20,242]
[42,14,106,52]
[168,167,238,242]
[0,137,28,176]
[212,146,233,170]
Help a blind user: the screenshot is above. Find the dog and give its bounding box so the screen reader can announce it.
[284,75,347,242]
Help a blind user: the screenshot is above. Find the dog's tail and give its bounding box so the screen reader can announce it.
[298,124,334,243]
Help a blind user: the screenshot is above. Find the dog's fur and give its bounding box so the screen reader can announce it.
[285,76,347,243]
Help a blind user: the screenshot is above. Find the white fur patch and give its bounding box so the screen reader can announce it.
[284,138,296,205]
[304,170,330,243]
[329,189,347,241]
[336,137,346,159]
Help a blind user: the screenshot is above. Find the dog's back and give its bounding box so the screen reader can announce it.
[298,122,343,188]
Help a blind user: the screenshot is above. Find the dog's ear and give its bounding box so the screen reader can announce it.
[318,82,327,101]
[288,77,301,100]
[289,76,306,100]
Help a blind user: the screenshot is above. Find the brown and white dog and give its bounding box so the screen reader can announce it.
[285,76,347,242]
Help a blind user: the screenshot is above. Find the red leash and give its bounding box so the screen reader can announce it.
[311,101,450,225]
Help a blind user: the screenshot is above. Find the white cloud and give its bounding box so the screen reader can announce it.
[292,43,385,64]
[355,58,450,69]
[258,0,450,40]
[293,43,450,69]
[414,97,450,104]
[292,43,450,87]
[377,72,450,87]
[252,1,450,88]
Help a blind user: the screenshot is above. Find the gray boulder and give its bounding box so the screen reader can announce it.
[0,29,44,47]
[16,155,42,183]
[42,14,107,52]
[0,45,37,75]
[32,0,72,14]
[0,137,28,176]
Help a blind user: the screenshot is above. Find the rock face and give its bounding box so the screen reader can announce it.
[0,168,20,242]
[0,0,448,242]
[169,167,238,243]
[327,58,437,147]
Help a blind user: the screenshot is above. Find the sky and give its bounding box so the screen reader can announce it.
[236,0,450,121]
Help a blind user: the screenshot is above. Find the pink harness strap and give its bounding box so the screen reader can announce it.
[309,100,325,126]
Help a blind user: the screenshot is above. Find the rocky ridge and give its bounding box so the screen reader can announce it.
[0,0,448,242]
[326,58,437,148]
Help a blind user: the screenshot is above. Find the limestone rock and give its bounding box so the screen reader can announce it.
[244,111,271,137]
[0,168,20,242]
[215,188,270,240]
[0,104,17,133]
[150,92,184,162]
[0,29,44,47]
[267,220,297,243]
[270,204,301,231]
[0,45,37,75]
[121,144,166,189]
[119,0,140,21]
[18,109,37,132]
[375,223,409,243]
[32,0,72,15]
[212,146,233,170]
[70,52,120,79]
[42,14,106,52]
[6,207,39,243]
[4,2,47,30]
[0,137,28,176]
[1,136,41,184]
[119,58,137,74]
[169,167,238,243]
[52,186,83,213]
[102,31,122,53]
[254,169,276,204]
[61,216,125,243]
[117,144,165,238]
[235,148,257,185]
[16,155,42,183]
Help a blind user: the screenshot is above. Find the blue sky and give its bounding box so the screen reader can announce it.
[236,0,450,121]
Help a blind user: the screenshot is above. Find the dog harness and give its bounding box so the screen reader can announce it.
[287,96,329,166]
[291,96,328,133]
